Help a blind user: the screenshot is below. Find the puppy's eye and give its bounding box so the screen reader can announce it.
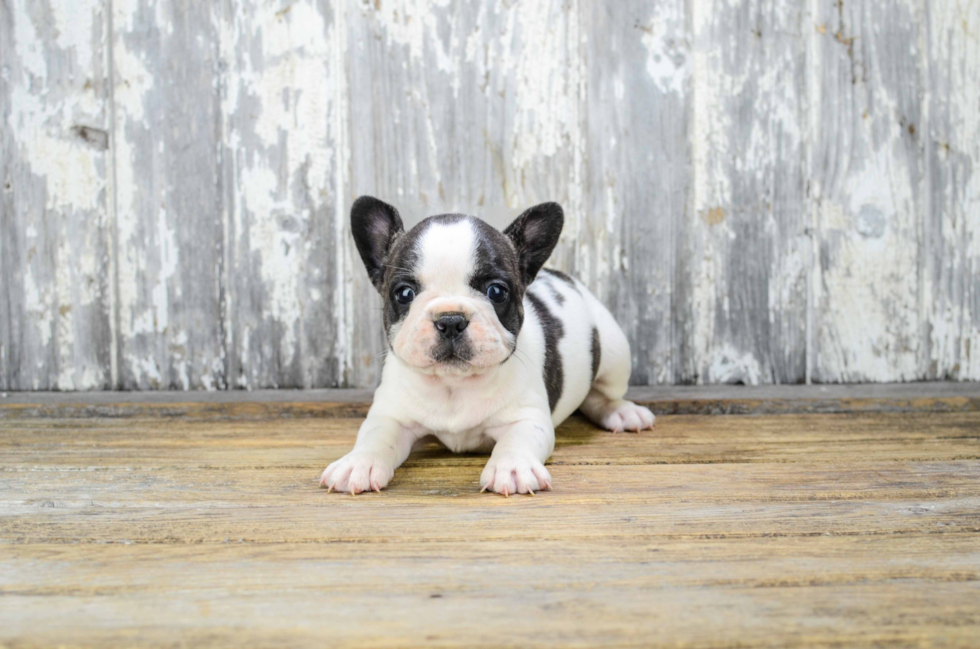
[486,283,508,304]
[394,286,416,305]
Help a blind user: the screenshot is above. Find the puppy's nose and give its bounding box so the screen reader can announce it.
[434,313,469,340]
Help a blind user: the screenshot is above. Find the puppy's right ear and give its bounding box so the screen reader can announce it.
[350,196,405,292]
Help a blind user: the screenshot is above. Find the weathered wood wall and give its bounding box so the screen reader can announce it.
[1,0,978,390]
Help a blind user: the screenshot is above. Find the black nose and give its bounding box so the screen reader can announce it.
[434,314,469,340]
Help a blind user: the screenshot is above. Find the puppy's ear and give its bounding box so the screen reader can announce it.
[351,196,405,292]
[503,202,564,285]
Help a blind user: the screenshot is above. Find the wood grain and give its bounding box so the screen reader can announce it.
[3,382,978,419]
[111,0,225,389]
[581,0,686,385]
[923,2,980,380]
[809,0,925,382]
[1,400,979,647]
[219,0,344,390]
[2,0,980,389]
[0,0,113,390]
[683,0,808,384]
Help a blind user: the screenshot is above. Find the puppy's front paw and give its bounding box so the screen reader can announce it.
[320,452,394,494]
[480,454,552,496]
[600,400,656,433]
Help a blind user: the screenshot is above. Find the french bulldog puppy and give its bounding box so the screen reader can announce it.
[320,197,655,496]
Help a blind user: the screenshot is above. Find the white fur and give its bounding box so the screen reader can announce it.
[321,219,654,496]
[416,220,477,289]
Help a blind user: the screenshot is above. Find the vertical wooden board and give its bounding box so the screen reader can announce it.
[342,0,585,387]
[923,3,980,380]
[0,0,113,390]
[111,0,225,389]
[809,0,926,382]
[579,2,688,385]
[218,0,342,389]
[681,0,808,384]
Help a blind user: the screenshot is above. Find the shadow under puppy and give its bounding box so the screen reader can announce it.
[321,197,655,496]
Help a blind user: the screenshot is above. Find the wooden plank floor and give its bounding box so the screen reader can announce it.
[2,388,979,648]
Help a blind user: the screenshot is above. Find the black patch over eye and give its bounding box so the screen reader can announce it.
[394,285,416,305]
[486,283,508,304]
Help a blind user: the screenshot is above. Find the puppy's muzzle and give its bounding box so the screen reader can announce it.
[434,313,469,341]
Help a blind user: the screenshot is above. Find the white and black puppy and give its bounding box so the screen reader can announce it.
[320,197,655,496]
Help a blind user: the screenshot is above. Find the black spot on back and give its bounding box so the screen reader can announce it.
[538,276,566,306]
[527,292,564,412]
[590,327,601,383]
[541,268,579,293]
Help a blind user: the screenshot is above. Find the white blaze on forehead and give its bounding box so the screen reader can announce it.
[415,219,478,292]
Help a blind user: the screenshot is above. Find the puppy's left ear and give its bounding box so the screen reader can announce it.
[503,202,564,285]
[351,196,405,292]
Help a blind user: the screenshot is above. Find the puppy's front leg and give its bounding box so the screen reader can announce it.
[480,417,555,496]
[320,416,418,494]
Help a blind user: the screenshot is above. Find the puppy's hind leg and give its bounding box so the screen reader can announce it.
[579,305,655,433]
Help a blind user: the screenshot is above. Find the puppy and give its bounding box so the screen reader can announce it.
[320,197,655,496]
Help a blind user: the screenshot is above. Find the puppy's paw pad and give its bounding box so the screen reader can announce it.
[601,401,655,433]
[480,455,552,496]
[320,452,394,494]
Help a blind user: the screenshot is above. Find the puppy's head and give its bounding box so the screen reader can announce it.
[351,197,563,376]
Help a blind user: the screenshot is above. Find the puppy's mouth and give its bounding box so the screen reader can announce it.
[431,341,472,366]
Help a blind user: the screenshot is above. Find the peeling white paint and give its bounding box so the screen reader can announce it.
[811,0,923,383]
[924,2,980,381]
[11,0,47,79]
[332,5,354,384]
[640,1,688,97]
[689,0,730,384]
[508,1,582,173]
[54,235,76,390]
[111,20,156,343]
[4,0,979,391]
[223,0,337,378]
[708,343,764,385]
[2,0,110,390]
[21,265,52,349]
[9,2,103,215]
[369,0,455,74]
